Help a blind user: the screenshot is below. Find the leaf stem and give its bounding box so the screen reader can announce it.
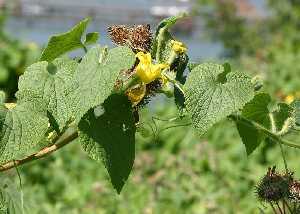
[0,126,78,172]
[81,43,88,53]
[14,162,24,214]
[163,72,185,96]
[230,115,300,150]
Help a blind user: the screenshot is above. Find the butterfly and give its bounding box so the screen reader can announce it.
[107,24,152,52]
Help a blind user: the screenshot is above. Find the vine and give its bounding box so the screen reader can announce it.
[0,14,300,212]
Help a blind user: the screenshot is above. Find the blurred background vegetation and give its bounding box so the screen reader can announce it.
[1,0,300,213]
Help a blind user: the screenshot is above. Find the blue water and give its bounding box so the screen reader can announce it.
[5,0,266,60]
[6,16,222,61]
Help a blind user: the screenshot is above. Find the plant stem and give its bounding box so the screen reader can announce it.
[14,162,24,214]
[283,199,292,214]
[81,43,88,53]
[276,202,284,214]
[270,202,278,214]
[163,72,185,95]
[282,200,286,214]
[230,115,300,150]
[0,126,78,172]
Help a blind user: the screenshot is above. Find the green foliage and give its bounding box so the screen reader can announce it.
[197,0,300,96]
[68,45,135,123]
[0,12,300,213]
[0,9,40,100]
[84,32,99,46]
[151,13,187,63]
[0,178,29,214]
[40,18,95,62]
[17,58,78,131]
[184,63,254,135]
[0,103,48,164]
[235,94,297,155]
[272,103,294,133]
[3,103,299,214]
[236,93,271,155]
[151,13,190,111]
[79,94,135,193]
[291,100,300,126]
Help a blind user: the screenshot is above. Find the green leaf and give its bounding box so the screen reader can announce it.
[184,63,254,135]
[174,54,189,110]
[235,94,296,154]
[151,13,187,63]
[272,103,294,134]
[241,93,271,126]
[68,45,135,123]
[16,58,78,131]
[78,94,136,193]
[84,32,99,46]
[291,100,300,126]
[235,93,271,155]
[0,103,48,164]
[188,62,199,72]
[152,14,189,109]
[236,119,264,155]
[40,18,90,62]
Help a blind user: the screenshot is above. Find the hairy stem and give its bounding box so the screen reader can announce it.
[163,72,185,95]
[230,115,300,150]
[0,126,78,172]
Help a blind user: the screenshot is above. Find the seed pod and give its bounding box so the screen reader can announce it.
[129,24,152,52]
[107,25,130,46]
[255,166,292,202]
[289,180,300,202]
[108,24,152,52]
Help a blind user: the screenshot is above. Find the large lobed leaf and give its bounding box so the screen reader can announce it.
[68,45,135,123]
[184,63,254,136]
[0,103,48,164]
[17,58,78,131]
[78,94,136,193]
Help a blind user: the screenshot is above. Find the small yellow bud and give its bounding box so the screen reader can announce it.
[171,40,187,54]
[126,84,147,106]
[4,103,17,110]
[285,95,295,104]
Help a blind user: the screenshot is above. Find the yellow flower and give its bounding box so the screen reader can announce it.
[135,52,169,84]
[171,40,187,54]
[285,95,295,104]
[126,84,146,106]
[4,103,17,110]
